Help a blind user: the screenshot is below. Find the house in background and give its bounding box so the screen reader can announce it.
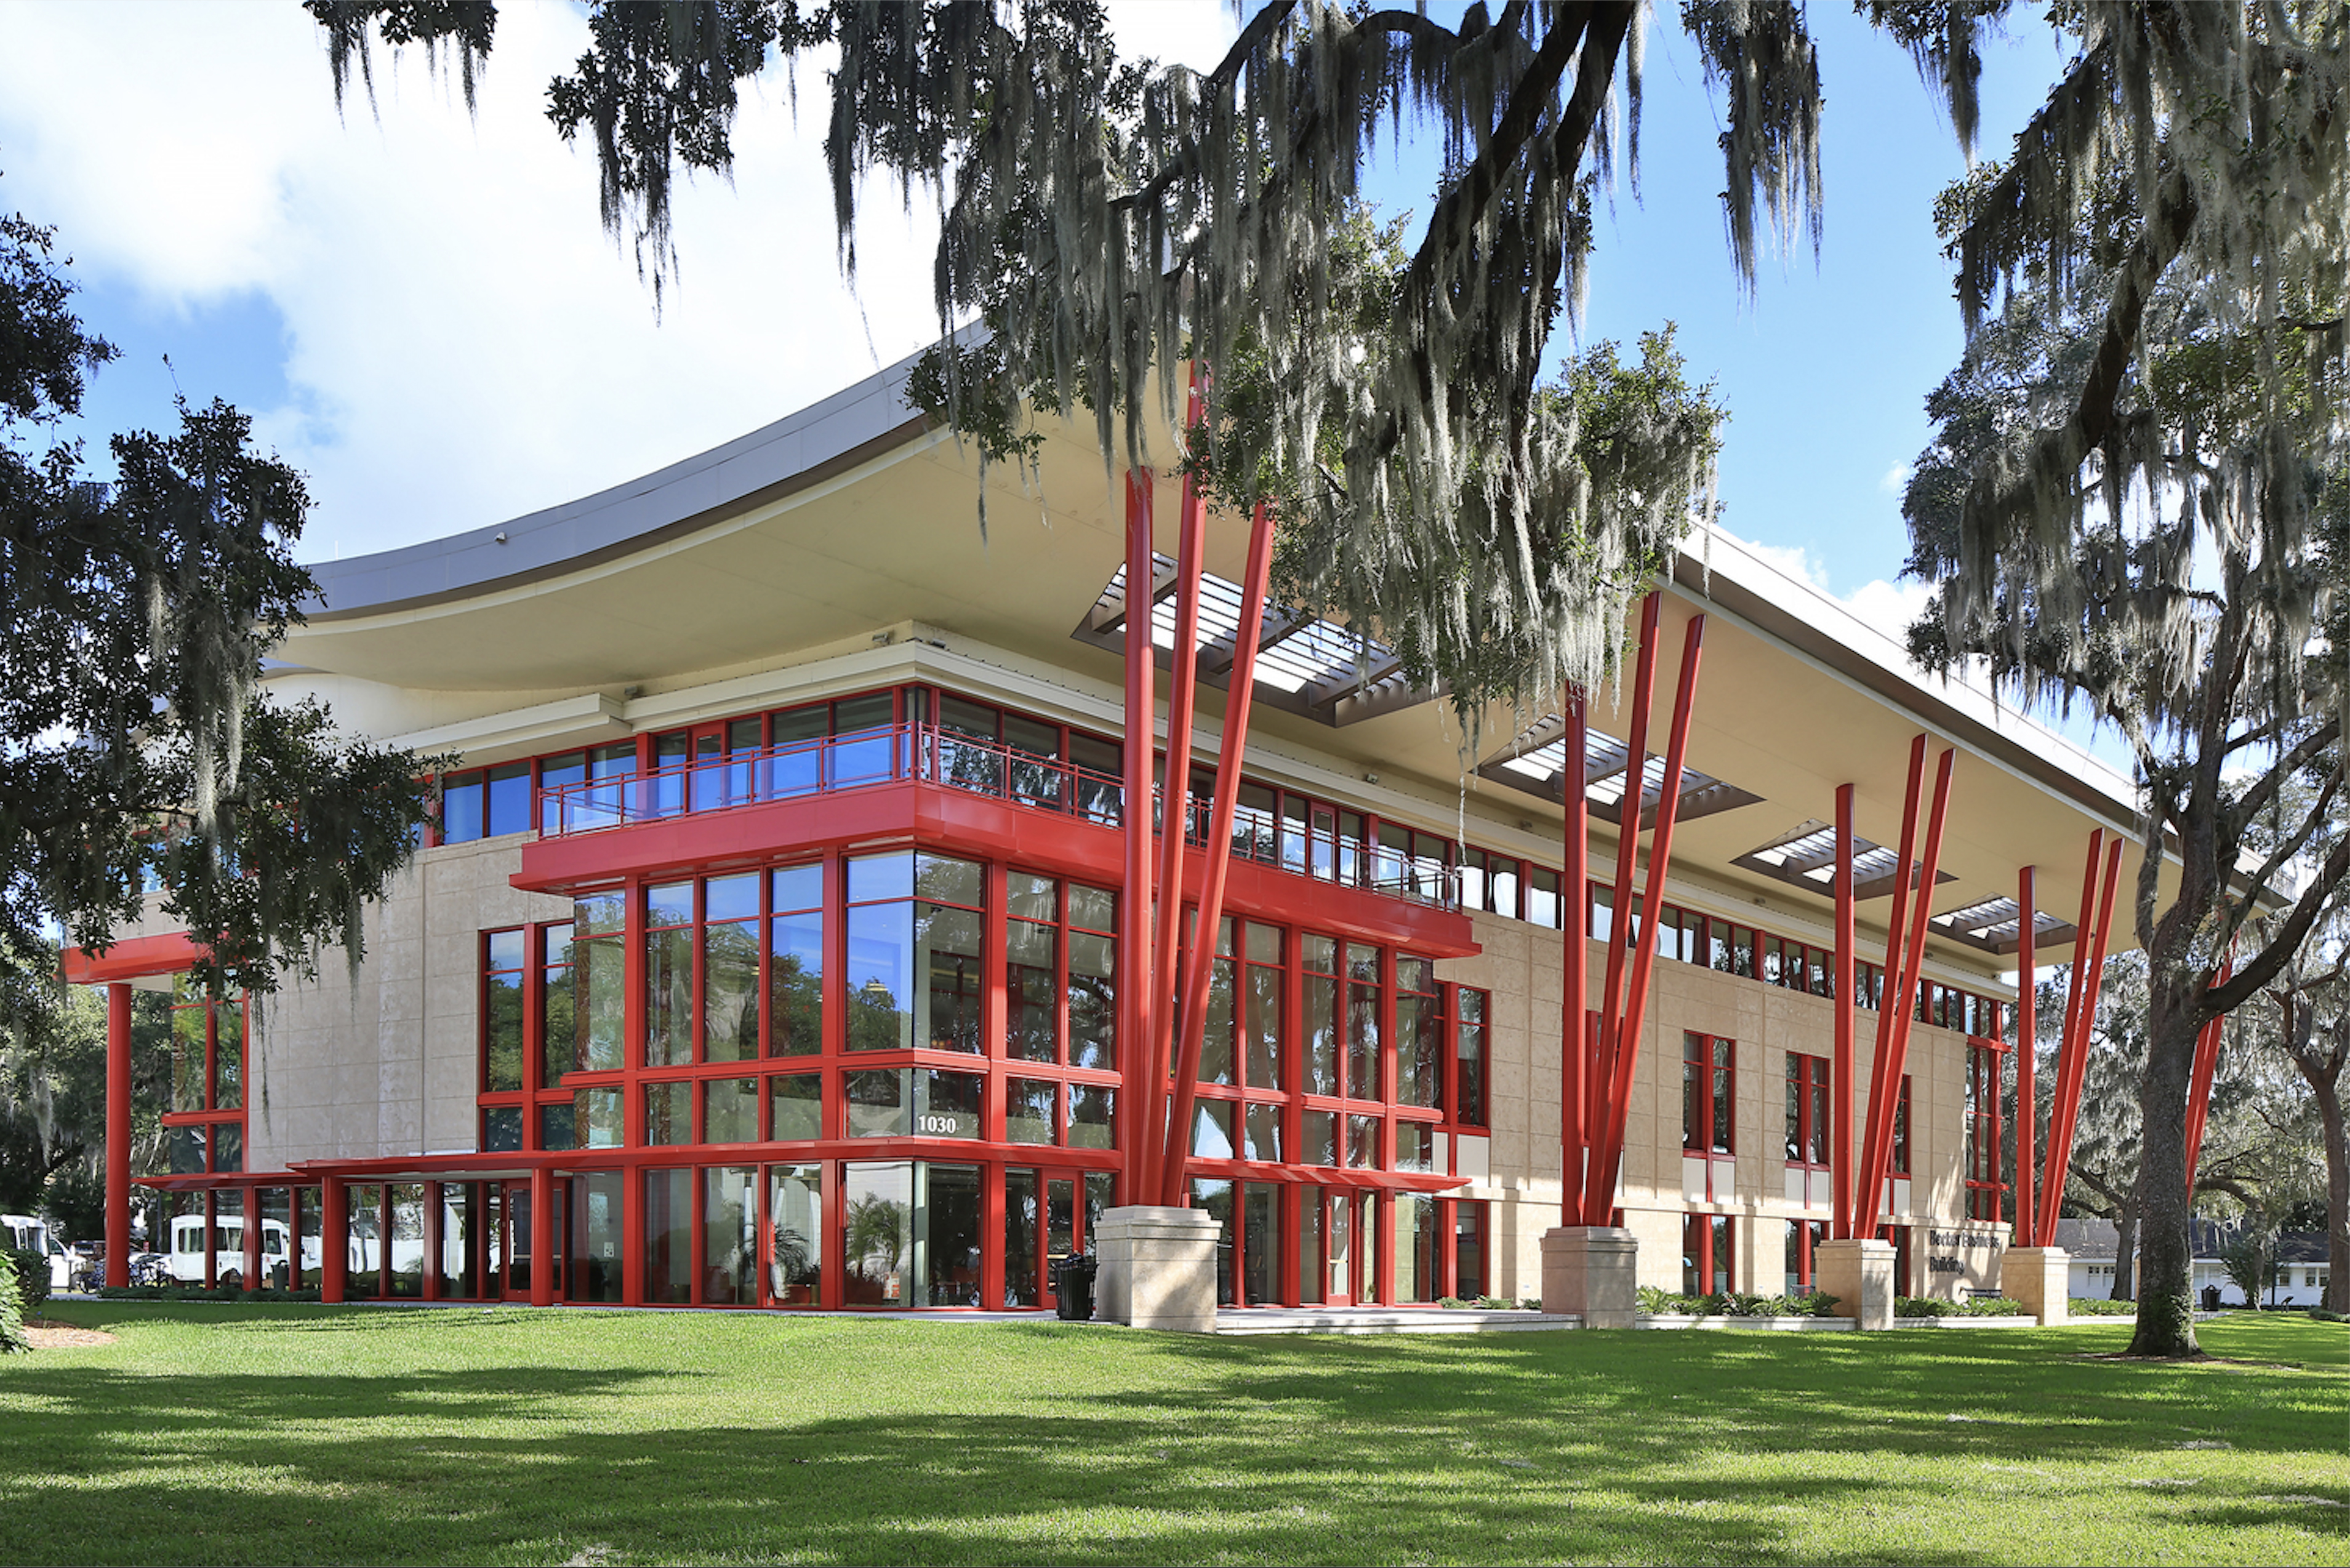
[2050,1216,2330,1307]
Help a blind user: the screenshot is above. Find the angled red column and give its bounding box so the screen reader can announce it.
[1584,612,1706,1225]
[2037,833,2123,1242]
[1851,736,1927,1241]
[1120,468,1157,1198]
[1560,690,1590,1224]
[105,982,132,1288]
[2183,960,2232,1199]
[1585,594,1662,1219]
[1832,785,1856,1241]
[1858,743,1957,1239]
[2014,866,2038,1247]
[1161,502,1278,1206]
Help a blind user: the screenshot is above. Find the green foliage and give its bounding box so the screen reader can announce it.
[1637,1287,1842,1318]
[0,1248,25,1353]
[92,1286,321,1303]
[1895,1295,2026,1318]
[0,193,437,999]
[2067,1297,2138,1316]
[5,1248,49,1315]
[2222,1228,2279,1306]
[1895,1295,1949,1318]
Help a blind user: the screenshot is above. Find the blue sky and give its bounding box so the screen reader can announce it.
[0,1,2092,711]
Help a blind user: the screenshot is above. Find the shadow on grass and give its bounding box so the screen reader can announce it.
[0,1308,2338,1566]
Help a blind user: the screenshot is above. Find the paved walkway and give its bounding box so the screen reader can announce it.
[1216,1306,1579,1335]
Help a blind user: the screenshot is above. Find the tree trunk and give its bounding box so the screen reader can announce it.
[2111,1174,2141,1302]
[2125,970,2202,1356]
[2314,1077,2348,1316]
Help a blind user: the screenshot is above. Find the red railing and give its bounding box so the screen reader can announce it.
[533,721,1459,910]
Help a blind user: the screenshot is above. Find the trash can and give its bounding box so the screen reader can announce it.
[2200,1284,2222,1312]
[1054,1254,1097,1321]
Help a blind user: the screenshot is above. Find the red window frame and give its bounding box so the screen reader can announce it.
[1683,1211,1734,1295]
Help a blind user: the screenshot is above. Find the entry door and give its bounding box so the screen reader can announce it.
[499,1183,567,1300]
[1325,1191,1354,1306]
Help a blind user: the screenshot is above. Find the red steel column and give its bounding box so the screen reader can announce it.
[1145,393,1208,1189]
[2041,836,2123,1236]
[1587,594,1662,1218]
[1831,785,1856,1242]
[105,983,132,1288]
[1120,469,1157,1200]
[529,1162,555,1308]
[2183,961,2232,1198]
[321,1178,348,1304]
[242,1185,263,1292]
[1584,613,1706,1225]
[1560,690,1590,1225]
[2014,866,2037,1247]
[1161,502,1277,1207]
[2034,832,2105,1244]
[1852,737,1927,1239]
[1859,744,1957,1238]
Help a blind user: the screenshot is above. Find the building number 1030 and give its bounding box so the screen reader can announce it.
[918,1114,963,1135]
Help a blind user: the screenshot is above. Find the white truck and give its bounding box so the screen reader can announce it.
[164,1213,316,1288]
[1,1213,73,1290]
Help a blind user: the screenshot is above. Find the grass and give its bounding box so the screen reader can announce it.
[1,1304,2344,1566]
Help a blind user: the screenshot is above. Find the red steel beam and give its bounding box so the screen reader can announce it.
[2032,831,2104,1242]
[1850,735,1927,1240]
[1584,612,1707,1226]
[1144,378,1209,1188]
[1560,689,1590,1225]
[1858,743,1957,1239]
[2014,865,2038,1247]
[1121,467,1157,1199]
[2038,833,2123,1242]
[105,983,132,1289]
[2183,960,2232,1199]
[1832,784,1856,1242]
[1161,501,1278,1207]
[1586,593,1662,1217]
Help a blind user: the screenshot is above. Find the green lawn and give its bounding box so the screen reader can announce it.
[2,1305,2343,1566]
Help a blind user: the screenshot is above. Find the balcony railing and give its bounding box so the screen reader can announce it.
[533,722,1458,910]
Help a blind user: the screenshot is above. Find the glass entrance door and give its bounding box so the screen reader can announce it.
[1325,1190,1353,1306]
[500,1182,568,1300]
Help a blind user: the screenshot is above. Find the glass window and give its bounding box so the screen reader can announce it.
[542,922,577,1086]
[575,1088,623,1148]
[644,1167,692,1305]
[916,1070,983,1140]
[388,1185,426,1297]
[1526,865,1560,929]
[440,771,484,844]
[918,1163,984,1307]
[1243,924,1282,1090]
[1243,1103,1283,1162]
[1006,874,1059,1064]
[1394,956,1440,1110]
[170,991,207,1113]
[768,1164,824,1306]
[644,1081,692,1145]
[1302,935,1341,1096]
[1068,884,1117,1070]
[845,852,984,1052]
[212,1001,243,1111]
[1347,1114,1382,1169]
[769,864,824,1057]
[1006,1078,1057,1145]
[704,1166,758,1305]
[1345,944,1382,1102]
[1200,920,1237,1086]
[705,1076,760,1144]
[212,1124,242,1173]
[1395,1122,1434,1173]
[537,751,585,834]
[1682,1034,1735,1156]
[1005,1169,1041,1308]
[847,1069,910,1138]
[769,1073,822,1142]
[574,891,627,1073]
[644,881,694,1067]
[1069,1084,1115,1150]
[486,760,532,838]
[484,929,526,1093]
[540,1102,577,1151]
[1302,1108,1337,1166]
[482,1107,523,1153]
[1454,988,1488,1128]
[703,873,761,1063]
[1191,1098,1236,1159]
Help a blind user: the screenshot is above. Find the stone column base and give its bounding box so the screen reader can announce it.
[2001,1246,2069,1324]
[1093,1205,1220,1333]
[1816,1238,1895,1330]
[1541,1226,1637,1328]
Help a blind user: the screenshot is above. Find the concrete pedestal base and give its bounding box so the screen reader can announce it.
[1816,1238,1895,1330]
[1541,1226,1638,1328]
[2001,1246,2069,1325]
[1093,1206,1220,1333]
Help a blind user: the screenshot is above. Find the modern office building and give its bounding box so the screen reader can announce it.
[68,354,2159,1313]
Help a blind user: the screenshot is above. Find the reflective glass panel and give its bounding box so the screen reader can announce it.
[704,1166,758,1305]
[768,1164,824,1306]
[846,1069,909,1138]
[1069,1084,1115,1150]
[644,1081,692,1146]
[643,1167,692,1305]
[769,1073,822,1142]
[918,1163,983,1308]
[705,1076,760,1144]
[576,1089,623,1148]
[842,1161,913,1306]
[916,1070,982,1140]
[1006,1078,1056,1145]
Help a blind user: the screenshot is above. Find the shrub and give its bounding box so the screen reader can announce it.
[1437,1296,1466,1309]
[1636,1286,1677,1314]
[1517,1297,1541,1311]
[1895,1295,1949,1318]
[4,1248,47,1315]
[1954,1295,2023,1316]
[0,1249,27,1354]
[93,1285,322,1303]
[2067,1297,2137,1315]
[2311,1306,2346,1323]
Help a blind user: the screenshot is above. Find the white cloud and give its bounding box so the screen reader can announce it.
[1734,537,1832,592]
[0,0,1236,562]
[1840,575,1936,645]
[1879,460,1912,495]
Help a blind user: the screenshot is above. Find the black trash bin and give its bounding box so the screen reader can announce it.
[2201,1284,2222,1312]
[1054,1254,1097,1321]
